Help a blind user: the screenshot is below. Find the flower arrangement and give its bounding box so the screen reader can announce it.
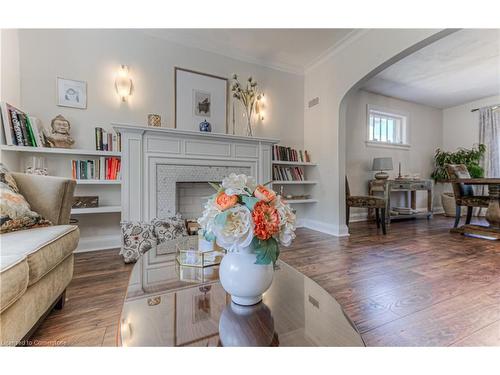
[197,173,296,265]
[231,74,262,137]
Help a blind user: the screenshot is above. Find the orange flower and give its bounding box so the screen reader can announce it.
[254,185,276,202]
[252,201,280,240]
[215,191,238,211]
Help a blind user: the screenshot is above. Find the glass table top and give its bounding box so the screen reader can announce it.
[119,253,365,347]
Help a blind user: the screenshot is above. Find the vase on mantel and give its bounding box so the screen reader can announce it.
[244,111,253,137]
[219,245,274,306]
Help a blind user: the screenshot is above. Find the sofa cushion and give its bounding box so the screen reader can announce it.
[0,163,52,234]
[0,254,29,313]
[1,225,79,285]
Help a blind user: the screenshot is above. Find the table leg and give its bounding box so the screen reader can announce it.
[411,190,416,210]
[427,188,433,218]
[485,184,500,229]
[455,183,500,239]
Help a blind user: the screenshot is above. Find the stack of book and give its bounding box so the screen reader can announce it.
[1,102,44,147]
[272,145,311,163]
[273,166,305,181]
[71,157,121,180]
[95,127,121,152]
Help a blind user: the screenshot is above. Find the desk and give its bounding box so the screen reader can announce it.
[450,178,500,239]
[368,179,433,223]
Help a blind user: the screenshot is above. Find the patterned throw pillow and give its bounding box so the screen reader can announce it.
[120,221,156,263]
[0,163,52,234]
[152,215,188,255]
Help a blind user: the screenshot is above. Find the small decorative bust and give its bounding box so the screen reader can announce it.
[45,115,75,148]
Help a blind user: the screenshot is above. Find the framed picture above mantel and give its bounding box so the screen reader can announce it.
[174,67,228,134]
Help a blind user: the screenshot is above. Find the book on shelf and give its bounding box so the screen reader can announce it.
[272,144,312,163]
[1,102,45,147]
[71,157,121,180]
[95,127,121,152]
[272,166,305,181]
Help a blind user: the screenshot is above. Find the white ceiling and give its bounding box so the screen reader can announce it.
[143,29,355,74]
[362,29,500,109]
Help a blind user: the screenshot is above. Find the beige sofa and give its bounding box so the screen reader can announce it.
[0,173,79,346]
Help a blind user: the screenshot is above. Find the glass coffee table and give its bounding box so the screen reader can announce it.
[119,254,365,347]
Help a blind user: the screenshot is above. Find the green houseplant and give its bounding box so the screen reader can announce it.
[431,144,486,217]
[431,144,486,181]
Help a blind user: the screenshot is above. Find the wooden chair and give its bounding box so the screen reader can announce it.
[445,164,490,228]
[346,177,387,234]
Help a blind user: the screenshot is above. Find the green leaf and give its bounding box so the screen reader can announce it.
[215,211,229,226]
[251,237,279,266]
[241,196,260,210]
[208,181,222,192]
[203,231,216,242]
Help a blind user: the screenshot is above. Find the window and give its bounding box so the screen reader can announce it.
[367,106,409,148]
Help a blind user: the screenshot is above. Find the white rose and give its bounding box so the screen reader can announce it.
[197,199,221,238]
[279,223,296,247]
[222,173,255,196]
[213,205,254,251]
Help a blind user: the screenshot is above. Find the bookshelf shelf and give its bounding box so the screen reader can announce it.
[0,145,121,157]
[272,180,318,185]
[287,199,319,204]
[71,206,122,215]
[75,179,121,185]
[272,161,317,166]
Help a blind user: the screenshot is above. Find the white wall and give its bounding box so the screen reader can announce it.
[443,94,500,150]
[17,29,304,149]
[12,29,305,251]
[0,29,21,169]
[346,90,443,220]
[303,29,444,236]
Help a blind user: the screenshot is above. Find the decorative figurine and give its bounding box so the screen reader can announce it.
[44,115,75,148]
[199,119,211,132]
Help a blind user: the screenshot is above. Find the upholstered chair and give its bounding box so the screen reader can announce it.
[345,177,387,234]
[445,164,490,228]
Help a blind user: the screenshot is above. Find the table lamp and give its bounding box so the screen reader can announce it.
[372,157,393,180]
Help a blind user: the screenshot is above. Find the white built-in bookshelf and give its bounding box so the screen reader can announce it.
[0,144,122,252]
[271,147,318,205]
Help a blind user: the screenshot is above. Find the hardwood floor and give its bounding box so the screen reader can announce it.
[29,215,500,346]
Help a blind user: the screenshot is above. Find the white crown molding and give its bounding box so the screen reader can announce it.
[143,29,368,76]
[304,29,370,74]
[142,30,304,75]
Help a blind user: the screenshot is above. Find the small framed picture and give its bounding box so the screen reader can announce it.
[57,77,87,109]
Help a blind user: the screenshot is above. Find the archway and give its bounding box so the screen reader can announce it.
[335,29,460,233]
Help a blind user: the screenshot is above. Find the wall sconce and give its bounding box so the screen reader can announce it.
[255,93,265,121]
[115,65,132,102]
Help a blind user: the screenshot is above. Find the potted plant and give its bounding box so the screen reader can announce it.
[431,144,486,216]
[197,173,296,306]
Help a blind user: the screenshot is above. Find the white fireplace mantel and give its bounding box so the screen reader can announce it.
[113,123,279,222]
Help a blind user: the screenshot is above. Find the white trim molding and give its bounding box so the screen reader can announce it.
[75,234,121,253]
[302,218,350,237]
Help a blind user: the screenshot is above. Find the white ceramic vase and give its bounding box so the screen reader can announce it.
[219,245,274,306]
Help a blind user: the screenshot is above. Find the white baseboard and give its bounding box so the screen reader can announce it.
[75,234,121,253]
[302,218,350,237]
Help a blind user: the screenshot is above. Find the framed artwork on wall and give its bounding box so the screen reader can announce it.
[56,77,87,109]
[174,67,228,133]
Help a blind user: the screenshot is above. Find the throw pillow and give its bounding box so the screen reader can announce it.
[152,215,188,255]
[120,221,156,263]
[0,163,52,234]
